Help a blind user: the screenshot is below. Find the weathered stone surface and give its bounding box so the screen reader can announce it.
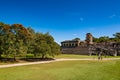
[61,33,93,54]
[61,46,89,55]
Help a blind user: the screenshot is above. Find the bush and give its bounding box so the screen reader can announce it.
[26,54,34,58]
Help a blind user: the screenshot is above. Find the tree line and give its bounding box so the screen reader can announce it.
[0,22,60,61]
[93,33,120,43]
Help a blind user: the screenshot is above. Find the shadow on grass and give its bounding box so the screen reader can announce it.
[20,58,55,62]
[0,58,55,63]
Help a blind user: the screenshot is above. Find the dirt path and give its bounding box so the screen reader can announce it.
[0,58,120,68]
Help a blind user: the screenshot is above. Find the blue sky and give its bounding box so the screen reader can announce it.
[0,0,120,44]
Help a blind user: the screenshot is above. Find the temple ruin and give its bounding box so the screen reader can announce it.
[86,33,93,45]
[61,33,93,54]
[61,33,120,56]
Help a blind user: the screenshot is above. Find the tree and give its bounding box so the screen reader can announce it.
[32,32,61,58]
[99,36,109,42]
[9,24,29,60]
[113,32,120,38]
[39,41,51,59]
[0,22,5,59]
[0,22,61,61]
[93,36,109,43]
[0,23,12,59]
[44,32,60,57]
[26,27,36,54]
[50,42,60,57]
[93,37,99,43]
[73,38,80,41]
[113,32,120,42]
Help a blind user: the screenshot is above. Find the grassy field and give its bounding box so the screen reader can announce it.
[55,54,95,58]
[0,60,120,80]
[0,54,120,65]
[55,54,120,59]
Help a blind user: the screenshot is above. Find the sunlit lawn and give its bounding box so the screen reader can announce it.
[55,54,120,59]
[0,54,120,65]
[55,54,96,58]
[0,60,120,80]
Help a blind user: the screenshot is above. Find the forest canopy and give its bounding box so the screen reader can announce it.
[0,22,60,61]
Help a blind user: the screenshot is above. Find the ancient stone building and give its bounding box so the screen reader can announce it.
[61,33,93,54]
[61,40,80,48]
[61,33,120,56]
[86,33,93,45]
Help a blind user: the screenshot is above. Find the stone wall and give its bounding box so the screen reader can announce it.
[61,46,89,55]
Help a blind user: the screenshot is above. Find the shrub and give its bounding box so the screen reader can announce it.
[26,54,34,58]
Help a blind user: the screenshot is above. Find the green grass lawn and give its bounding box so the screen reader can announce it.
[55,54,120,59]
[0,54,120,65]
[55,54,93,58]
[0,60,120,80]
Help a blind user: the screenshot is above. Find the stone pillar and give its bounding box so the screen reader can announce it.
[74,43,76,47]
[61,43,63,47]
[65,43,67,47]
[63,43,65,47]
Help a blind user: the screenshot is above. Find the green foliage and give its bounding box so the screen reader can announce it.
[73,37,80,41]
[93,33,120,43]
[0,22,61,61]
[26,54,34,58]
[32,32,60,58]
[113,32,120,42]
[98,36,109,42]
[113,32,120,38]
[50,42,61,57]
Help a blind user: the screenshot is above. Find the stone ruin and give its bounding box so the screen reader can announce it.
[89,42,120,56]
[86,33,93,45]
[61,33,120,56]
[61,33,93,55]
